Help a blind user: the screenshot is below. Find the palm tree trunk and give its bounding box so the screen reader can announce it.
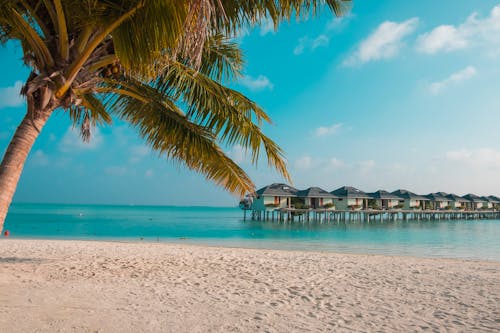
[0,107,54,230]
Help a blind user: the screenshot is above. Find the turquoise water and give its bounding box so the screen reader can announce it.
[4,203,500,261]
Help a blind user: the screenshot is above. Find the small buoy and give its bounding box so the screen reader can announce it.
[4,230,10,237]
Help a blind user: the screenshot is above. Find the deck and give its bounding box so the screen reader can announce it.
[246,208,500,223]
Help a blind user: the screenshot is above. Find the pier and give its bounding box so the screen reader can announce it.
[248,208,500,223]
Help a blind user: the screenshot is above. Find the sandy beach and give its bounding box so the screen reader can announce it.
[0,239,498,332]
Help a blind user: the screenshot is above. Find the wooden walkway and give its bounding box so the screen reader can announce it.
[246,208,500,223]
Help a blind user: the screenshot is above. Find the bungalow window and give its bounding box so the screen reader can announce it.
[274,196,279,205]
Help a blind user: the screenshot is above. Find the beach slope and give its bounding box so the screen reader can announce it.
[0,239,498,332]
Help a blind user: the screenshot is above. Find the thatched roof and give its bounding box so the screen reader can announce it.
[425,193,450,202]
[391,189,429,201]
[462,194,486,202]
[255,183,298,197]
[446,193,470,202]
[297,187,338,198]
[331,186,371,199]
[367,190,402,200]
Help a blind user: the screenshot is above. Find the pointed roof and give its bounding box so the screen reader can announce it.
[487,195,500,203]
[462,193,486,202]
[367,190,402,200]
[255,183,298,197]
[297,187,338,198]
[425,193,450,202]
[446,193,470,202]
[481,196,499,203]
[330,186,371,199]
[391,189,429,201]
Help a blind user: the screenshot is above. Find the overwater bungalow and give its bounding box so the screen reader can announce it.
[462,194,486,210]
[391,189,429,210]
[487,196,500,210]
[253,183,298,210]
[296,187,337,209]
[330,186,371,210]
[446,193,470,210]
[425,193,450,210]
[367,190,402,209]
[481,196,499,210]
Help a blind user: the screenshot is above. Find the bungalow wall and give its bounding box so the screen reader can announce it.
[334,198,366,210]
[450,201,466,210]
[304,198,334,209]
[433,201,450,209]
[404,199,422,210]
[252,196,290,211]
[375,199,400,209]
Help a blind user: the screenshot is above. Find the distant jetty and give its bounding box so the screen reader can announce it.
[239,184,500,223]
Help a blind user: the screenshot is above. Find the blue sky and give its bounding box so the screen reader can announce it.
[1,0,500,206]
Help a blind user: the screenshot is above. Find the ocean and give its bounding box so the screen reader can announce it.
[4,203,500,261]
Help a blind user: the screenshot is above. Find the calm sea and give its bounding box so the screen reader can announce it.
[4,203,500,261]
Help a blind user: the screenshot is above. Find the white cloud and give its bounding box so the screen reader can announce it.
[417,5,500,55]
[0,81,24,109]
[145,169,154,178]
[294,156,313,170]
[59,126,102,153]
[293,34,329,55]
[239,75,274,91]
[314,123,343,137]
[428,66,477,95]
[416,25,468,54]
[344,18,419,66]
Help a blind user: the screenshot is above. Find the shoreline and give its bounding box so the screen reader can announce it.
[1,239,499,332]
[4,236,500,262]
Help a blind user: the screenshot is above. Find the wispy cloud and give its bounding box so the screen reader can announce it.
[259,18,275,36]
[445,148,500,168]
[417,5,500,55]
[0,81,24,109]
[59,126,103,153]
[239,74,274,91]
[314,123,343,137]
[105,166,127,176]
[344,18,419,66]
[293,34,329,55]
[428,66,477,95]
[228,144,247,164]
[129,145,150,163]
[30,149,49,166]
[294,156,313,170]
[358,160,376,176]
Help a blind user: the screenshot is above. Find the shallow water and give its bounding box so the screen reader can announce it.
[4,203,500,260]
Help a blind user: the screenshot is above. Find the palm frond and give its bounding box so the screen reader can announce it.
[199,34,244,82]
[100,78,256,196]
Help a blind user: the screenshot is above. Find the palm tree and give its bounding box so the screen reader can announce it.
[0,0,350,229]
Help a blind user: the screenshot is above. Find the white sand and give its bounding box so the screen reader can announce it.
[0,239,498,332]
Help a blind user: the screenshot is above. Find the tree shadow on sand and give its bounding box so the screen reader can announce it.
[0,257,43,264]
